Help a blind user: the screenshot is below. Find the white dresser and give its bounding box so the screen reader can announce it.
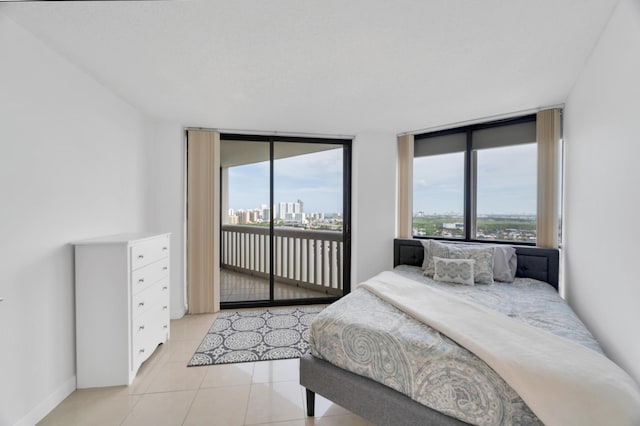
[73,233,171,388]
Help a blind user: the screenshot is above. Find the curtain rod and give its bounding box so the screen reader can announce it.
[397,104,564,137]
[184,127,354,140]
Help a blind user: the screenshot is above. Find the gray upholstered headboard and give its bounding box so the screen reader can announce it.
[393,238,560,291]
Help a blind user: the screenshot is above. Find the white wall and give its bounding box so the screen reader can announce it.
[564,0,640,385]
[145,121,187,318]
[351,132,397,287]
[0,13,148,426]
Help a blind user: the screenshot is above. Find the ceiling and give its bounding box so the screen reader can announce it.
[1,0,618,135]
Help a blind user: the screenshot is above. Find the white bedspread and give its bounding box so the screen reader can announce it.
[359,271,640,426]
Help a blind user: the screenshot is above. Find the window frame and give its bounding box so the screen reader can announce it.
[413,114,537,245]
[218,133,353,308]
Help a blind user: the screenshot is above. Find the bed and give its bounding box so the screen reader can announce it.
[299,238,640,426]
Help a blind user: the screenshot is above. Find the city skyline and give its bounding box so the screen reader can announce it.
[228,144,537,216]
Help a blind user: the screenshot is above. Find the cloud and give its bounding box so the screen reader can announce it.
[227,147,344,213]
[413,144,537,215]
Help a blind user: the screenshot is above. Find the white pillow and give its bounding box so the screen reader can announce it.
[433,257,476,286]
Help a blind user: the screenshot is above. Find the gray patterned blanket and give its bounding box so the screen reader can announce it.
[309,266,604,425]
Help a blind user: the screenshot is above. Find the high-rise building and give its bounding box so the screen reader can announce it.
[275,200,305,222]
[260,204,270,221]
[242,210,251,224]
[277,202,287,220]
[276,201,303,220]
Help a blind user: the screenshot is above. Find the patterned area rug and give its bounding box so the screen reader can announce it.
[188,305,325,366]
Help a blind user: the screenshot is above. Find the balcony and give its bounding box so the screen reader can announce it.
[221,225,344,301]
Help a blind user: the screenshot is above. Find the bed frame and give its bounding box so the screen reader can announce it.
[300,238,560,425]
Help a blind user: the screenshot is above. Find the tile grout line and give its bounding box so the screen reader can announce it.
[180,388,199,426]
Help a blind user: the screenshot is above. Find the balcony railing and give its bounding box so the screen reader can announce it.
[221,225,343,296]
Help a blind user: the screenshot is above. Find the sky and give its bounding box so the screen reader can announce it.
[228,143,537,216]
[413,144,537,215]
[228,147,344,214]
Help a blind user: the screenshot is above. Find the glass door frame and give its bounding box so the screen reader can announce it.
[219,133,352,309]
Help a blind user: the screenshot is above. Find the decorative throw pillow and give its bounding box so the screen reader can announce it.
[457,243,516,282]
[423,240,456,278]
[433,257,475,285]
[457,246,495,285]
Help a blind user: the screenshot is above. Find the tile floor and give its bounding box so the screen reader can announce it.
[39,313,372,426]
[221,269,334,302]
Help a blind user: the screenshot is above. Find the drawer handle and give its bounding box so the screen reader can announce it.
[163,325,168,329]
[138,278,145,283]
[162,247,168,251]
[139,325,145,331]
[162,286,168,291]
[138,302,145,307]
[162,266,168,271]
[163,306,168,310]
[139,349,145,354]
[138,254,144,259]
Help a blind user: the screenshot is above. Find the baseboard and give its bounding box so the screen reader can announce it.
[14,375,76,426]
[171,306,186,320]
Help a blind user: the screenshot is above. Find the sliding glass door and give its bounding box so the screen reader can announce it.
[220,141,271,303]
[220,136,351,308]
[273,142,345,301]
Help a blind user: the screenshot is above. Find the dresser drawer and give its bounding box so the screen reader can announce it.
[131,317,157,371]
[156,283,171,341]
[157,280,170,309]
[157,275,169,295]
[131,257,169,294]
[151,309,171,345]
[131,309,169,371]
[130,236,170,271]
[132,312,151,346]
[131,283,160,320]
[159,318,170,341]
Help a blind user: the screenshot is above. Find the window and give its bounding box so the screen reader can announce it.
[413,115,538,243]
